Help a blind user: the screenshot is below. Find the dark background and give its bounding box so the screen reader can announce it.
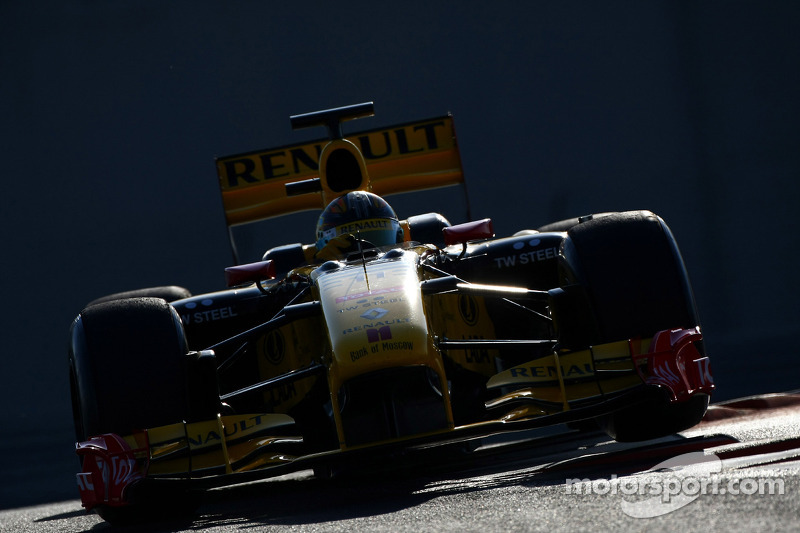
[1,1,798,509]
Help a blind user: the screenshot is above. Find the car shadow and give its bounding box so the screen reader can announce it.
[166,429,739,529]
[39,427,739,531]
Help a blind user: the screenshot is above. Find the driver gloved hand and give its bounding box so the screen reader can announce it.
[314,234,359,262]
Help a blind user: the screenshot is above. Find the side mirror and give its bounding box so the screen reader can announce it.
[225,260,276,288]
[442,218,494,246]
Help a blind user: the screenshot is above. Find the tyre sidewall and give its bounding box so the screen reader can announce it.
[69,297,190,439]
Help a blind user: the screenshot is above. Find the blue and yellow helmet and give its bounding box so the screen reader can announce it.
[315,191,403,250]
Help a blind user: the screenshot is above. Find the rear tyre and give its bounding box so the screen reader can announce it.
[406,212,451,247]
[68,297,203,522]
[557,211,708,441]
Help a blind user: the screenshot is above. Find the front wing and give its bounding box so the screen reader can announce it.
[75,327,713,510]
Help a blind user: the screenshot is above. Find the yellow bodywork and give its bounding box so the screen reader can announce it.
[485,339,648,420]
[115,249,660,478]
[254,315,324,413]
[123,412,298,477]
[313,250,454,447]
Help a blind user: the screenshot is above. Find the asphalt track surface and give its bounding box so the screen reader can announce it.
[2,392,799,532]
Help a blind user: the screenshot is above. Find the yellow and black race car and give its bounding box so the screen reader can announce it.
[68,102,713,523]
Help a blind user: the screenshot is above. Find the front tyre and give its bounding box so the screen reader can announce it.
[557,211,709,441]
[68,297,202,522]
[86,285,192,307]
[560,211,700,346]
[598,390,709,442]
[69,297,191,440]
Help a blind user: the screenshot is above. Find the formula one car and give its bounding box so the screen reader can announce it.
[68,102,714,522]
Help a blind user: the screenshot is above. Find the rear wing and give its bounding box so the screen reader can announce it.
[215,114,467,228]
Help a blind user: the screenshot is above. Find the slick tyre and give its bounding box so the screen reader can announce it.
[86,285,192,307]
[560,211,699,345]
[598,390,709,442]
[69,297,191,441]
[68,297,204,522]
[536,212,614,233]
[557,211,708,441]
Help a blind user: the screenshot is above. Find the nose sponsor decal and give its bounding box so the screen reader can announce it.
[360,307,389,320]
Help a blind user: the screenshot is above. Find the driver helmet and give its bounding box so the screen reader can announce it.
[315,191,403,250]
